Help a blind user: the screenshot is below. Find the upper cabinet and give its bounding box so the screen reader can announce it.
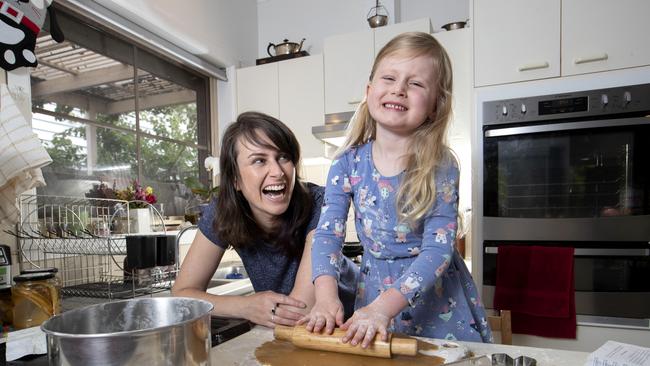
[236,62,279,117]
[324,18,432,115]
[474,0,650,87]
[474,0,560,87]
[236,55,325,158]
[278,56,325,159]
[562,0,650,76]
[323,30,374,115]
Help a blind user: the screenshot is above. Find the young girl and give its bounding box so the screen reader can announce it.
[301,32,492,346]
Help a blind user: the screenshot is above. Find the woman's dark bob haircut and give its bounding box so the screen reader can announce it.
[214,111,312,256]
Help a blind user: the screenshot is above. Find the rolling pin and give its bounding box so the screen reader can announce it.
[274,325,418,358]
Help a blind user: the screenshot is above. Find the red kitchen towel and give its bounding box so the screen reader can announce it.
[493,245,576,338]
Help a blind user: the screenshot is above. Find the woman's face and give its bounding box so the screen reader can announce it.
[234,131,296,231]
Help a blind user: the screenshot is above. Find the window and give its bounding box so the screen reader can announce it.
[32,10,211,217]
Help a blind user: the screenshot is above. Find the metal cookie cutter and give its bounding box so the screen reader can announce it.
[491,354,537,366]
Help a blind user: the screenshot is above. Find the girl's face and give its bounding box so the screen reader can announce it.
[366,53,438,137]
[234,131,296,231]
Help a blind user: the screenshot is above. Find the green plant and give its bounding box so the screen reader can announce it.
[184,177,219,202]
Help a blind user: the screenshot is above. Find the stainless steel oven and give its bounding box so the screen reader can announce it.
[480,82,650,328]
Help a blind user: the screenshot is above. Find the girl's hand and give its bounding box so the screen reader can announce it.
[244,291,307,328]
[298,297,344,335]
[340,304,391,348]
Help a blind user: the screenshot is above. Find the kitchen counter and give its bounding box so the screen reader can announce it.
[210,326,591,365]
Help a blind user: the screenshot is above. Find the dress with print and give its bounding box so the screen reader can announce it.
[311,141,492,342]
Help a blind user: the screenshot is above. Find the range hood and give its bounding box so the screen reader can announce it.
[312,112,353,147]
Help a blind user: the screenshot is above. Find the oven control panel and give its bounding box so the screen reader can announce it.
[483,83,650,125]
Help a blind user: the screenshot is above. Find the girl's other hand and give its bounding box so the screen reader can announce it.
[340,304,391,348]
[298,297,344,335]
[245,291,307,328]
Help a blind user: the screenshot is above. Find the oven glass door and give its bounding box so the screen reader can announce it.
[484,119,649,218]
[483,241,650,320]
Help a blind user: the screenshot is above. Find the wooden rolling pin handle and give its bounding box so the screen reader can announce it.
[273,325,417,358]
[391,336,418,356]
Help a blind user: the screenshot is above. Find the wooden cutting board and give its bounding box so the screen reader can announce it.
[255,339,447,366]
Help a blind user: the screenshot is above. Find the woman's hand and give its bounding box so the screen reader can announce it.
[340,303,391,348]
[244,291,307,328]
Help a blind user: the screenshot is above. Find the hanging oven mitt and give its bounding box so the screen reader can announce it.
[0,0,64,71]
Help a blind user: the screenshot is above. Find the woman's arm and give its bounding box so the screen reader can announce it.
[172,230,307,327]
[282,230,317,314]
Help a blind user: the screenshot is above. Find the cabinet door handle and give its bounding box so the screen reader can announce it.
[348,99,362,105]
[517,62,549,72]
[574,53,609,65]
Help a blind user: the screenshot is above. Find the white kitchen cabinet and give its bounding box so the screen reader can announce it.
[323,18,434,115]
[374,18,432,54]
[474,0,561,87]
[323,29,374,115]
[434,29,472,142]
[474,0,650,86]
[236,55,325,159]
[236,62,279,118]
[562,0,650,76]
[278,55,325,159]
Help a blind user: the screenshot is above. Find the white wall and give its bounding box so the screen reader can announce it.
[257,0,469,62]
[95,0,469,67]
[95,0,259,67]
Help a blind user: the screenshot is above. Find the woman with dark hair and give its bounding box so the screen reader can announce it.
[172,112,357,327]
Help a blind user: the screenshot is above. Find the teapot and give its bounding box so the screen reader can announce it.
[267,38,305,57]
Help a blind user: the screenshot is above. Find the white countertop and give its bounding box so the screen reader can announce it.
[210,326,591,366]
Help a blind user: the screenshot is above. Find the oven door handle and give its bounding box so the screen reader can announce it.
[484,117,650,137]
[484,247,650,256]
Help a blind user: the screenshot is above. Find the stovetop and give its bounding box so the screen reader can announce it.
[210,316,252,347]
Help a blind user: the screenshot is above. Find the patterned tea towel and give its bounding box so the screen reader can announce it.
[0,83,51,224]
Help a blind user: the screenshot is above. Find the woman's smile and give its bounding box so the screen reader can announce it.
[262,183,287,200]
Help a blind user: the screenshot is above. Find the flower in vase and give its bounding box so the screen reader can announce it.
[116,180,157,209]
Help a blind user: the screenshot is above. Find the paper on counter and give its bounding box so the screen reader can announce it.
[6,326,47,361]
[586,341,650,366]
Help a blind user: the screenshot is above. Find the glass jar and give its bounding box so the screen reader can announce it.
[0,287,12,327]
[20,267,62,315]
[12,272,59,329]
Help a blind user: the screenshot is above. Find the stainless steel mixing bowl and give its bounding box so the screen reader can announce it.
[41,297,213,366]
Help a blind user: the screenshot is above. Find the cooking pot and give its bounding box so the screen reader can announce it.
[267,38,305,57]
[41,297,213,366]
[441,20,468,31]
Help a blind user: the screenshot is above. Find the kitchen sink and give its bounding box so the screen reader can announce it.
[208,262,248,289]
[213,262,247,279]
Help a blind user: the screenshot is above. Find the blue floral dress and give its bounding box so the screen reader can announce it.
[311,141,492,342]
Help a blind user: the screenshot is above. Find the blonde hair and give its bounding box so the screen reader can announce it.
[338,31,455,225]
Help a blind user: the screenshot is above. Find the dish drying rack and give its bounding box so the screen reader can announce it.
[9,194,177,300]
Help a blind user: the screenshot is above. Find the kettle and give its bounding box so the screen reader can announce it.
[267,38,305,57]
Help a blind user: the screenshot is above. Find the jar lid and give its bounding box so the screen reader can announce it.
[13,272,54,282]
[20,267,58,275]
